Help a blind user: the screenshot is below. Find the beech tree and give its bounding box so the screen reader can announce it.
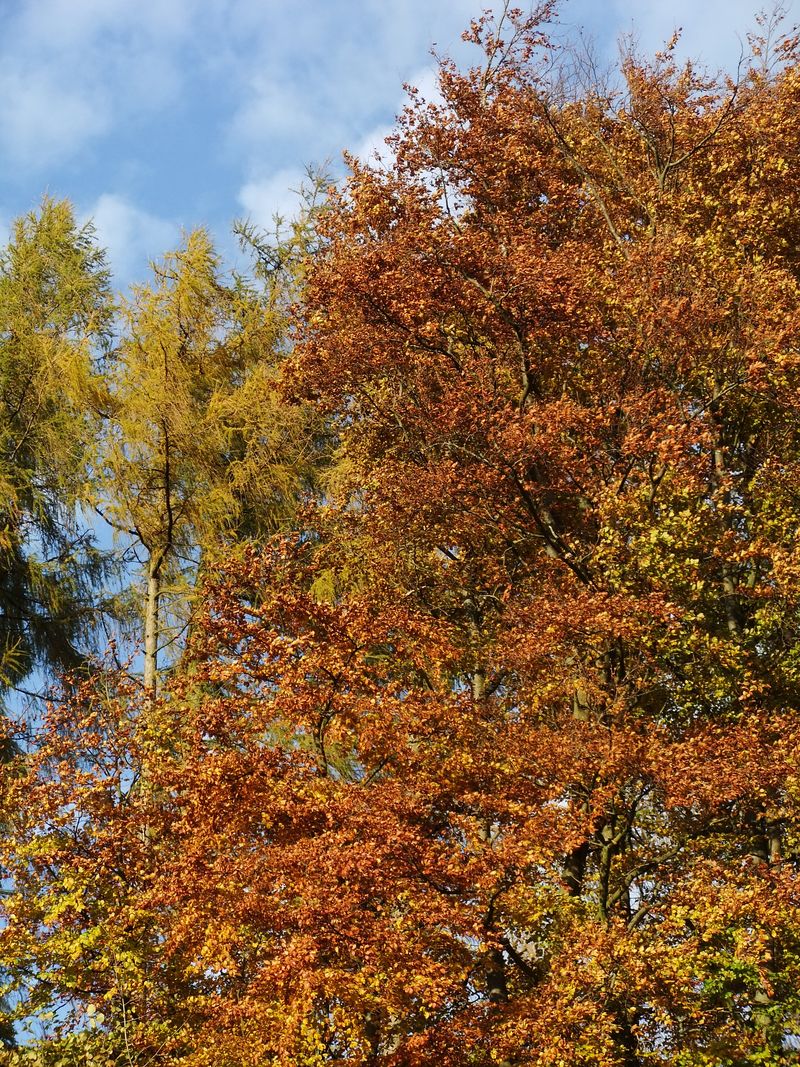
[4,6,800,1066]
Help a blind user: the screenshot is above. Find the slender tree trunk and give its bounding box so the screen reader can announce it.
[143,548,164,697]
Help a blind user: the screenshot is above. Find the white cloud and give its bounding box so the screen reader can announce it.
[353,123,396,166]
[224,0,477,172]
[0,70,109,170]
[567,0,795,71]
[0,0,199,171]
[237,170,311,230]
[14,0,194,49]
[232,78,320,147]
[84,194,180,290]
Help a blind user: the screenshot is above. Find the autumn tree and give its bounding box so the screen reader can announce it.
[281,7,800,1060]
[98,228,316,694]
[5,6,800,1067]
[0,197,113,694]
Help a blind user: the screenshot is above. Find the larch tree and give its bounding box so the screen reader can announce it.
[98,228,315,695]
[0,197,113,694]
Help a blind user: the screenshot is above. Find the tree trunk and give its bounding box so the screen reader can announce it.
[143,549,164,697]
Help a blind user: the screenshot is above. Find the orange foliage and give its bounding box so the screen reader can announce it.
[4,5,800,1064]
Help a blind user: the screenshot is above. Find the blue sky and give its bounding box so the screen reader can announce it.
[1,0,792,288]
